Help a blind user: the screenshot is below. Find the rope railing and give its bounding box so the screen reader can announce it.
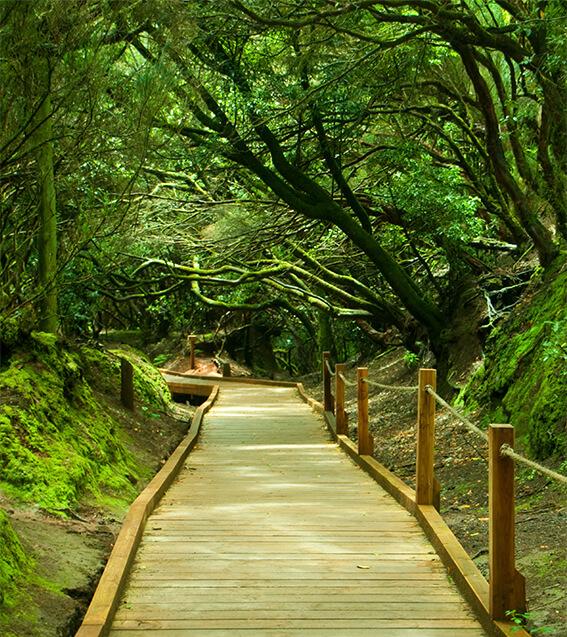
[426,385,567,486]
[338,372,356,387]
[425,385,489,443]
[501,444,567,485]
[319,352,566,625]
[362,377,418,392]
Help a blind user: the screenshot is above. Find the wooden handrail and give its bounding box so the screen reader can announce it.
[357,367,373,455]
[416,368,436,506]
[489,424,526,620]
[316,356,529,633]
[335,362,347,435]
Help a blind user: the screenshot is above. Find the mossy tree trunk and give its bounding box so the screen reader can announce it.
[36,60,58,334]
[317,310,337,362]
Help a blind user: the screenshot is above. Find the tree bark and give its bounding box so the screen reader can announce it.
[36,64,58,334]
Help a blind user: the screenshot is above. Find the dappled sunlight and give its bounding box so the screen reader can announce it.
[232,443,329,451]
[213,405,307,414]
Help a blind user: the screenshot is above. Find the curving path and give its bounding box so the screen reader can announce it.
[108,383,488,636]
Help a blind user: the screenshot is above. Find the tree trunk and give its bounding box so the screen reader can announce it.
[36,65,58,334]
[317,310,337,361]
[458,46,558,267]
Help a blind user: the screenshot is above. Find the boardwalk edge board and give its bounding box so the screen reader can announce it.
[160,368,298,387]
[75,385,220,637]
[295,384,528,637]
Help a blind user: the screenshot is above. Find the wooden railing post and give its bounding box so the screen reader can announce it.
[120,358,134,411]
[335,363,347,435]
[188,334,196,369]
[322,351,333,412]
[357,368,373,455]
[489,424,526,620]
[416,368,436,505]
[222,361,231,377]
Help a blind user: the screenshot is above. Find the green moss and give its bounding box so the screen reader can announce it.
[0,510,31,608]
[0,338,171,513]
[29,331,58,349]
[80,346,170,412]
[110,347,170,410]
[459,258,567,458]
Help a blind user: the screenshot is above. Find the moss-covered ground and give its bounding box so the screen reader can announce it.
[0,335,190,635]
[457,256,567,459]
[0,510,31,610]
[0,334,170,513]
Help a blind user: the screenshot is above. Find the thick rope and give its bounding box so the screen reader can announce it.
[324,359,336,377]
[337,372,356,387]
[500,444,567,485]
[332,356,407,388]
[427,386,567,485]
[425,385,489,442]
[362,377,418,392]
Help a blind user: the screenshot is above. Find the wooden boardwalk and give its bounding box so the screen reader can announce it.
[108,383,488,636]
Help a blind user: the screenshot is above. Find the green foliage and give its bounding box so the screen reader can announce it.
[505,610,552,634]
[379,146,485,244]
[403,351,420,370]
[0,510,31,608]
[111,347,171,411]
[152,353,170,367]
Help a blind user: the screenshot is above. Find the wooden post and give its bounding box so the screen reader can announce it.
[416,368,436,505]
[335,363,347,435]
[357,368,373,455]
[222,362,231,377]
[489,424,526,620]
[322,351,333,412]
[120,358,134,411]
[188,334,196,369]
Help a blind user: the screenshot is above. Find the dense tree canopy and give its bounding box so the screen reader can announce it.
[1,0,565,375]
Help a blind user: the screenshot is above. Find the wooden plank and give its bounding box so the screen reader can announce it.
[139,543,434,554]
[111,618,483,629]
[121,591,463,603]
[129,557,444,570]
[110,629,488,637]
[75,386,220,637]
[114,607,474,620]
[311,400,528,637]
[161,369,298,388]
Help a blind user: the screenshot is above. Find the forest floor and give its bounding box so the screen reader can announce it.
[1,389,193,637]
[301,348,567,637]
